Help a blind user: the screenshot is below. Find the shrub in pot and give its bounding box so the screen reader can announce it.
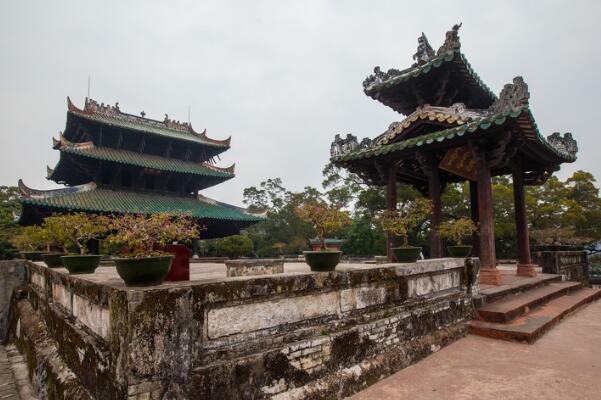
[39,214,72,267]
[10,225,48,261]
[530,226,592,251]
[295,201,351,271]
[57,213,109,274]
[438,217,477,258]
[379,198,432,263]
[106,212,199,286]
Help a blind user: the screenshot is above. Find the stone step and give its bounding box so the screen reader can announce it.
[469,287,601,343]
[477,281,582,323]
[477,273,562,305]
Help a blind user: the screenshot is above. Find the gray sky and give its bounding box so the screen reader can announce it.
[1,1,600,206]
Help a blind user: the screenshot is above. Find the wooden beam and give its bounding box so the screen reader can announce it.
[386,163,397,262]
[417,152,443,258]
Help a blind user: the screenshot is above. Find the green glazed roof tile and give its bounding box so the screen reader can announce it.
[58,145,234,178]
[20,187,263,222]
[332,107,576,163]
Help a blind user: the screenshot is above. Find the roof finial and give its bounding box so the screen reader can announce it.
[488,76,530,114]
[413,32,435,66]
[437,23,462,55]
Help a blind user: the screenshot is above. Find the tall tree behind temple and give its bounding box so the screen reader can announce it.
[242,167,601,258]
[0,186,22,259]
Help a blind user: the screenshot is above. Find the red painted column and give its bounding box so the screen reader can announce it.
[387,164,397,262]
[428,160,443,259]
[475,149,502,285]
[513,160,537,277]
[469,180,480,258]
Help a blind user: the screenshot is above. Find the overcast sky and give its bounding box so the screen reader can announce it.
[1,1,600,206]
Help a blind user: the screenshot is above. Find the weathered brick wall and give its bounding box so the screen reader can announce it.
[6,258,478,400]
[0,260,27,342]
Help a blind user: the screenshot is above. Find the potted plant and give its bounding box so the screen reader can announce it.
[10,226,47,261]
[530,226,591,251]
[379,198,432,263]
[438,217,477,257]
[39,214,72,268]
[106,212,199,286]
[295,201,351,271]
[58,213,109,274]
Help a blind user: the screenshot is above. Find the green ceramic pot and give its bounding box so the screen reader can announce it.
[392,246,421,263]
[303,251,342,272]
[21,251,44,262]
[447,245,472,258]
[41,253,68,268]
[113,256,173,287]
[61,255,102,274]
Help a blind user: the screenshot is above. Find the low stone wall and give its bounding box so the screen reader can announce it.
[225,259,284,277]
[532,250,589,285]
[5,258,478,400]
[0,260,27,342]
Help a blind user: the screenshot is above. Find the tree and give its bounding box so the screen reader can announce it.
[0,186,22,259]
[295,201,351,250]
[214,235,254,259]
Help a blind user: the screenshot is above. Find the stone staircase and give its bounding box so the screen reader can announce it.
[469,276,601,343]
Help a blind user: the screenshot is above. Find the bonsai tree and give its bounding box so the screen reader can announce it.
[379,198,432,247]
[294,201,351,251]
[54,213,110,255]
[530,226,592,247]
[10,225,47,252]
[41,214,72,253]
[106,212,200,258]
[438,217,477,245]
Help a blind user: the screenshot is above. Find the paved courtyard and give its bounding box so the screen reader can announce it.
[350,299,601,400]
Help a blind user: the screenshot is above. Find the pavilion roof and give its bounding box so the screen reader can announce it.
[67,97,231,148]
[373,104,488,146]
[362,25,497,115]
[332,106,576,165]
[47,140,235,181]
[17,180,263,223]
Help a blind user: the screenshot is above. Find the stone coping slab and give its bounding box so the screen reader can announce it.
[27,257,467,293]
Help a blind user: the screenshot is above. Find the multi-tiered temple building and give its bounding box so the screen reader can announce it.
[18,98,262,238]
[331,24,578,285]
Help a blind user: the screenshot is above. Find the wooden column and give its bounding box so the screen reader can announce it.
[469,180,480,258]
[428,159,443,259]
[474,148,502,285]
[386,164,397,262]
[513,160,537,277]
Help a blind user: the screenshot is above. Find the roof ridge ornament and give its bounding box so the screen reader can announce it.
[413,32,435,66]
[488,76,530,114]
[437,23,462,55]
[546,132,578,158]
[330,133,372,158]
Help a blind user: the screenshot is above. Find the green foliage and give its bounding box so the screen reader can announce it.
[438,217,477,245]
[340,216,386,256]
[10,225,47,251]
[106,213,199,258]
[295,201,351,250]
[0,186,22,259]
[213,235,254,259]
[48,213,110,255]
[242,167,601,259]
[379,198,432,246]
[41,214,74,252]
